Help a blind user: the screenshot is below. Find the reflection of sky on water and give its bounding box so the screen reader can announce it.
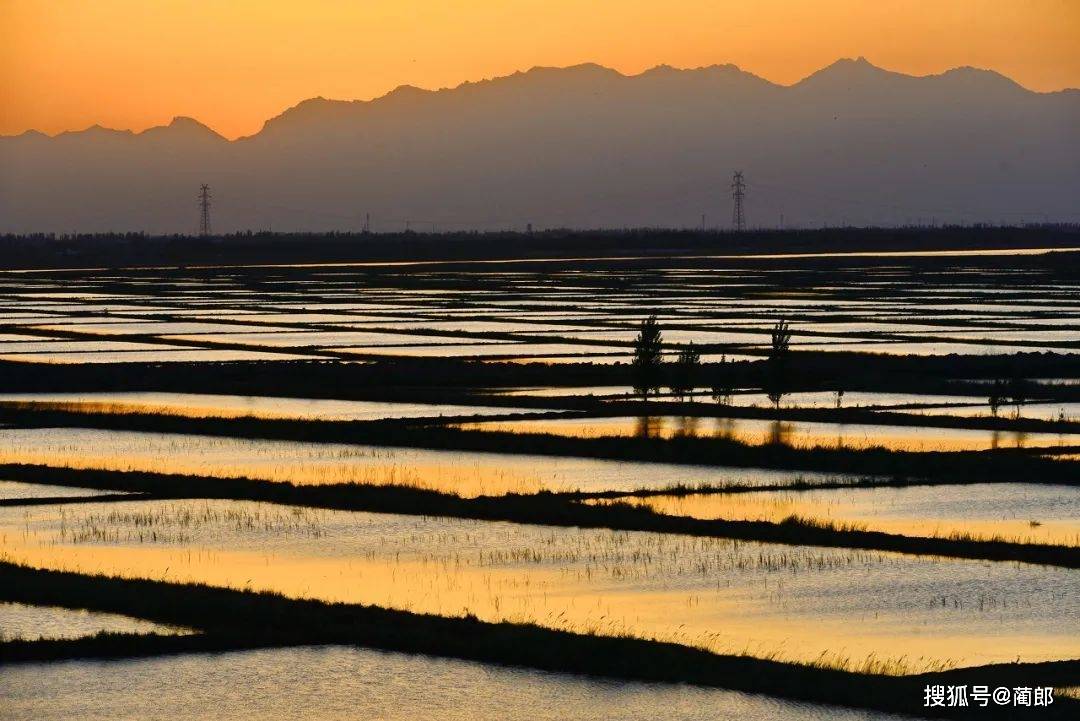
[458,415,1078,451]
[4,499,1077,670]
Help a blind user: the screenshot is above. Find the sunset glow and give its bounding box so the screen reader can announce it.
[3,0,1078,139]
[3,3,1080,718]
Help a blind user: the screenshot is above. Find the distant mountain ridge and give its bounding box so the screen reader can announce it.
[2,58,1077,233]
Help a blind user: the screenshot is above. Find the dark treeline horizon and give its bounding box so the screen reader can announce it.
[2,224,1079,270]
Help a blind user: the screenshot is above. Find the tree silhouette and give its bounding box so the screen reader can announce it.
[1007,373,1029,419]
[988,379,1006,418]
[764,370,786,410]
[668,342,700,400]
[764,319,793,410]
[631,315,664,399]
[770,319,792,361]
[711,354,736,405]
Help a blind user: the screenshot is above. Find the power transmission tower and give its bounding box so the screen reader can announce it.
[198,184,212,236]
[731,171,746,231]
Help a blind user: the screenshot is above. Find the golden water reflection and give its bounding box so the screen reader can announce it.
[0,601,190,641]
[0,393,547,422]
[589,483,1080,546]
[0,428,854,497]
[456,416,1078,451]
[3,499,1077,672]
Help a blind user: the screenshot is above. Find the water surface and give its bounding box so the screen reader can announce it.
[455,416,1079,451]
[0,602,186,641]
[0,645,913,721]
[595,483,1080,545]
[4,499,1075,670]
[0,392,555,422]
[0,427,856,497]
[0,480,128,500]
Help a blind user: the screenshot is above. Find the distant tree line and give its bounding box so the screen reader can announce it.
[2,224,1079,270]
[632,315,1051,421]
[987,375,1033,418]
[631,315,797,410]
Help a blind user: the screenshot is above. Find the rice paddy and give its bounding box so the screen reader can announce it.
[588,483,1080,546]
[0,602,188,642]
[2,244,1078,718]
[0,392,554,422]
[0,645,912,721]
[3,499,1077,670]
[0,427,863,497]
[0,480,130,501]
[454,415,1079,451]
[1,249,1078,364]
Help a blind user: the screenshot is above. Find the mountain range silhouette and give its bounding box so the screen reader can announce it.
[2,58,1077,233]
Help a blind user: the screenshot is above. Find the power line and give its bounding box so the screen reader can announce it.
[731,171,746,231]
[198,184,212,236]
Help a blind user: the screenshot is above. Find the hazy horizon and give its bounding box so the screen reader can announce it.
[3,57,1077,234]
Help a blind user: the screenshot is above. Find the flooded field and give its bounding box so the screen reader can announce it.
[488,387,991,411]
[485,388,1080,425]
[905,402,1080,422]
[0,256,1078,364]
[0,427,856,496]
[0,392,553,421]
[455,415,1079,451]
[0,645,912,721]
[490,385,643,398]
[712,391,982,410]
[2,249,1078,718]
[0,349,322,363]
[594,483,1080,545]
[0,480,130,501]
[0,602,186,641]
[3,499,1077,670]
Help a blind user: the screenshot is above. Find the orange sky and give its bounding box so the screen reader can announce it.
[2,0,1078,139]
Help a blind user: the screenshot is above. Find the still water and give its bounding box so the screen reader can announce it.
[4,499,1075,670]
[456,416,1079,451]
[592,483,1080,545]
[0,602,187,641]
[0,427,861,497]
[0,645,914,721]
